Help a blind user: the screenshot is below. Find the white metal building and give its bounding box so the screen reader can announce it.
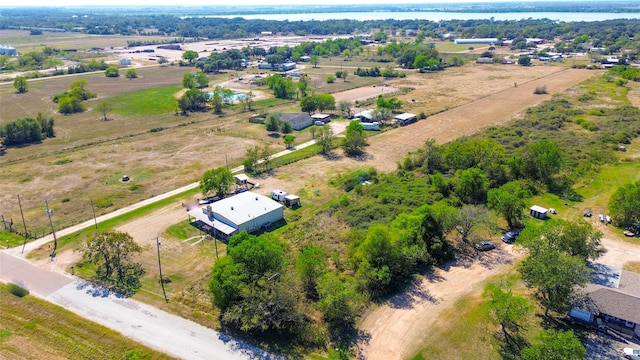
[188,192,283,241]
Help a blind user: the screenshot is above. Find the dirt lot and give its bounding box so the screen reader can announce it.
[359,246,520,360]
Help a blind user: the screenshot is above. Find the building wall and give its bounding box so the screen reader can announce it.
[236,207,284,233]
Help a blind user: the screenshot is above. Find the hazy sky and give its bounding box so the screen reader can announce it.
[10,0,588,7]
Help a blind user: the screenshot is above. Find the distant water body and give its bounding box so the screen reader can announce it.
[213,11,640,22]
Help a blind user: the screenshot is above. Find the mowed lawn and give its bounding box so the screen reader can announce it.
[0,284,172,360]
[110,85,182,116]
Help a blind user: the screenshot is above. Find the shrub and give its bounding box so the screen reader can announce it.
[61,197,71,203]
[326,75,336,84]
[533,85,548,94]
[419,111,427,120]
[94,198,113,209]
[7,283,29,297]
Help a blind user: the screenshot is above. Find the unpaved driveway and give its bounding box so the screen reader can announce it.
[358,246,520,360]
[359,234,640,360]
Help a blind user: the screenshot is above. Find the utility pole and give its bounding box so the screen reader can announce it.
[90,198,98,229]
[45,200,57,259]
[155,236,169,303]
[17,194,28,254]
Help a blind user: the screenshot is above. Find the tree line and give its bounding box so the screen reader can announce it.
[0,113,55,146]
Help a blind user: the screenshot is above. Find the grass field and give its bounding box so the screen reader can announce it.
[0,283,172,359]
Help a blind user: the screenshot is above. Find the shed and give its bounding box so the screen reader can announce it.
[311,113,331,123]
[394,113,417,126]
[300,56,310,62]
[284,194,300,208]
[530,205,548,219]
[234,174,249,186]
[281,62,297,71]
[119,57,132,65]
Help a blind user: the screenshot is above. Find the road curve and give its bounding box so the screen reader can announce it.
[0,252,271,359]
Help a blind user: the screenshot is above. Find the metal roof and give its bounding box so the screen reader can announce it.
[394,113,417,121]
[206,191,283,228]
[530,205,548,213]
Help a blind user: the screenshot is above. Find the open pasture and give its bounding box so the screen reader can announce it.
[0,29,175,53]
[0,46,597,236]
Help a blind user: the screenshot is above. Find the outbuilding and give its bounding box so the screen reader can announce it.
[311,113,331,124]
[394,113,417,126]
[529,205,548,220]
[284,194,300,208]
[188,192,283,241]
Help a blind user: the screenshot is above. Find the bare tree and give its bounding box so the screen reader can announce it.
[96,101,113,121]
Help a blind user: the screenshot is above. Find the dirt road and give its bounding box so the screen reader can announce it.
[358,247,520,360]
[359,236,640,360]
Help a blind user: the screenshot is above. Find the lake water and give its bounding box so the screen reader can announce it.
[211,11,640,22]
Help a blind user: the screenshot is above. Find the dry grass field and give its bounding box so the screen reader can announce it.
[0,55,598,236]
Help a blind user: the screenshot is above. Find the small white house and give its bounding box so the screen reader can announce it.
[119,57,132,65]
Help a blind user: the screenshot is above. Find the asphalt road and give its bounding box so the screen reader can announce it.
[0,251,271,359]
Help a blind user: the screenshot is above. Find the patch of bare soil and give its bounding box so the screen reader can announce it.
[333,85,400,103]
[359,246,520,360]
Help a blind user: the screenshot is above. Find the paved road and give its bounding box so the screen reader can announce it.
[1,136,326,358]
[0,252,270,359]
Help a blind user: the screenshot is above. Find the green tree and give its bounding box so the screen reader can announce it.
[125,69,138,79]
[265,113,280,132]
[157,56,168,65]
[518,220,605,261]
[300,96,317,114]
[455,168,488,204]
[200,167,234,197]
[243,145,260,173]
[283,134,295,149]
[182,73,196,89]
[84,231,145,292]
[521,329,586,360]
[317,272,365,330]
[96,101,113,121]
[519,248,590,316]
[58,95,84,114]
[342,120,367,156]
[105,66,120,77]
[488,181,529,229]
[182,50,198,64]
[455,204,491,243]
[195,71,209,88]
[520,139,562,183]
[310,55,319,68]
[518,55,532,66]
[315,94,336,113]
[295,245,327,297]
[210,92,223,114]
[608,180,640,227]
[317,124,334,154]
[43,58,64,71]
[13,76,28,93]
[484,283,532,343]
[281,121,293,134]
